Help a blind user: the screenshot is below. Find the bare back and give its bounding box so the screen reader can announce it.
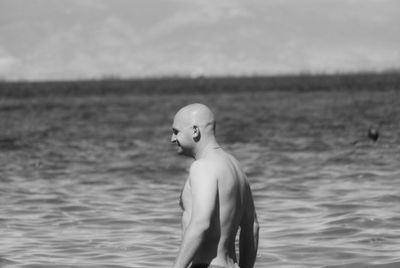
[180,149,251,267]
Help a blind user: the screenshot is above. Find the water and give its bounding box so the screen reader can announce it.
[1,87,400,268]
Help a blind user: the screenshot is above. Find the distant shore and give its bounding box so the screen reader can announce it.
[1,71,399,99]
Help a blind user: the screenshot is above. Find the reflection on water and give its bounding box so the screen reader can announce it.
[1,89,400,268]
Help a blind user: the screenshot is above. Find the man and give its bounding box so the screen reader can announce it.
[170,103,259,268]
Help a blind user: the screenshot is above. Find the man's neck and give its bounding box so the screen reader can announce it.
[193,139,220,160]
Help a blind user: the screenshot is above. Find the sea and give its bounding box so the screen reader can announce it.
[1,78,400,268]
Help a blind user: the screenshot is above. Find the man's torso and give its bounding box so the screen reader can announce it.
[180,149,248,267]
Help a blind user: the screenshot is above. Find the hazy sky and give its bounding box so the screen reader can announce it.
[1,0,399,80]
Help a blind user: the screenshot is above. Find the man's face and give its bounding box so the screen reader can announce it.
[171,115,194,156]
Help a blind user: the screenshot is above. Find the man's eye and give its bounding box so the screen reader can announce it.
[172,129,178,135]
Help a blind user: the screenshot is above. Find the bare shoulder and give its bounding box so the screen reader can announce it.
[189,159,218,183]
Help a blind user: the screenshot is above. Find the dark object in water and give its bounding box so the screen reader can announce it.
[0,137,19,150]
[368,127,379,142]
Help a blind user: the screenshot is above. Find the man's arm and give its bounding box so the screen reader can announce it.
[172,160,218,268]
[239,184,259,268]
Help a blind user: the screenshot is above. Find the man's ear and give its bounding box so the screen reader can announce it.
[192,126,201,142]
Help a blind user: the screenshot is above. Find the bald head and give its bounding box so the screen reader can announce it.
[174,103,216,132]
[171,103,219,157]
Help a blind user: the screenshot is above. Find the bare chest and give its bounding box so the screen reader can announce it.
[179,179,192,211]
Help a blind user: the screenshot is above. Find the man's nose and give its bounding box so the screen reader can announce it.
[171,133,176,143]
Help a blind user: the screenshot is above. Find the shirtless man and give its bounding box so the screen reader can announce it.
[170,103,259,268]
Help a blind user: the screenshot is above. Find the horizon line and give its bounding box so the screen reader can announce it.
[1,68,400,84]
